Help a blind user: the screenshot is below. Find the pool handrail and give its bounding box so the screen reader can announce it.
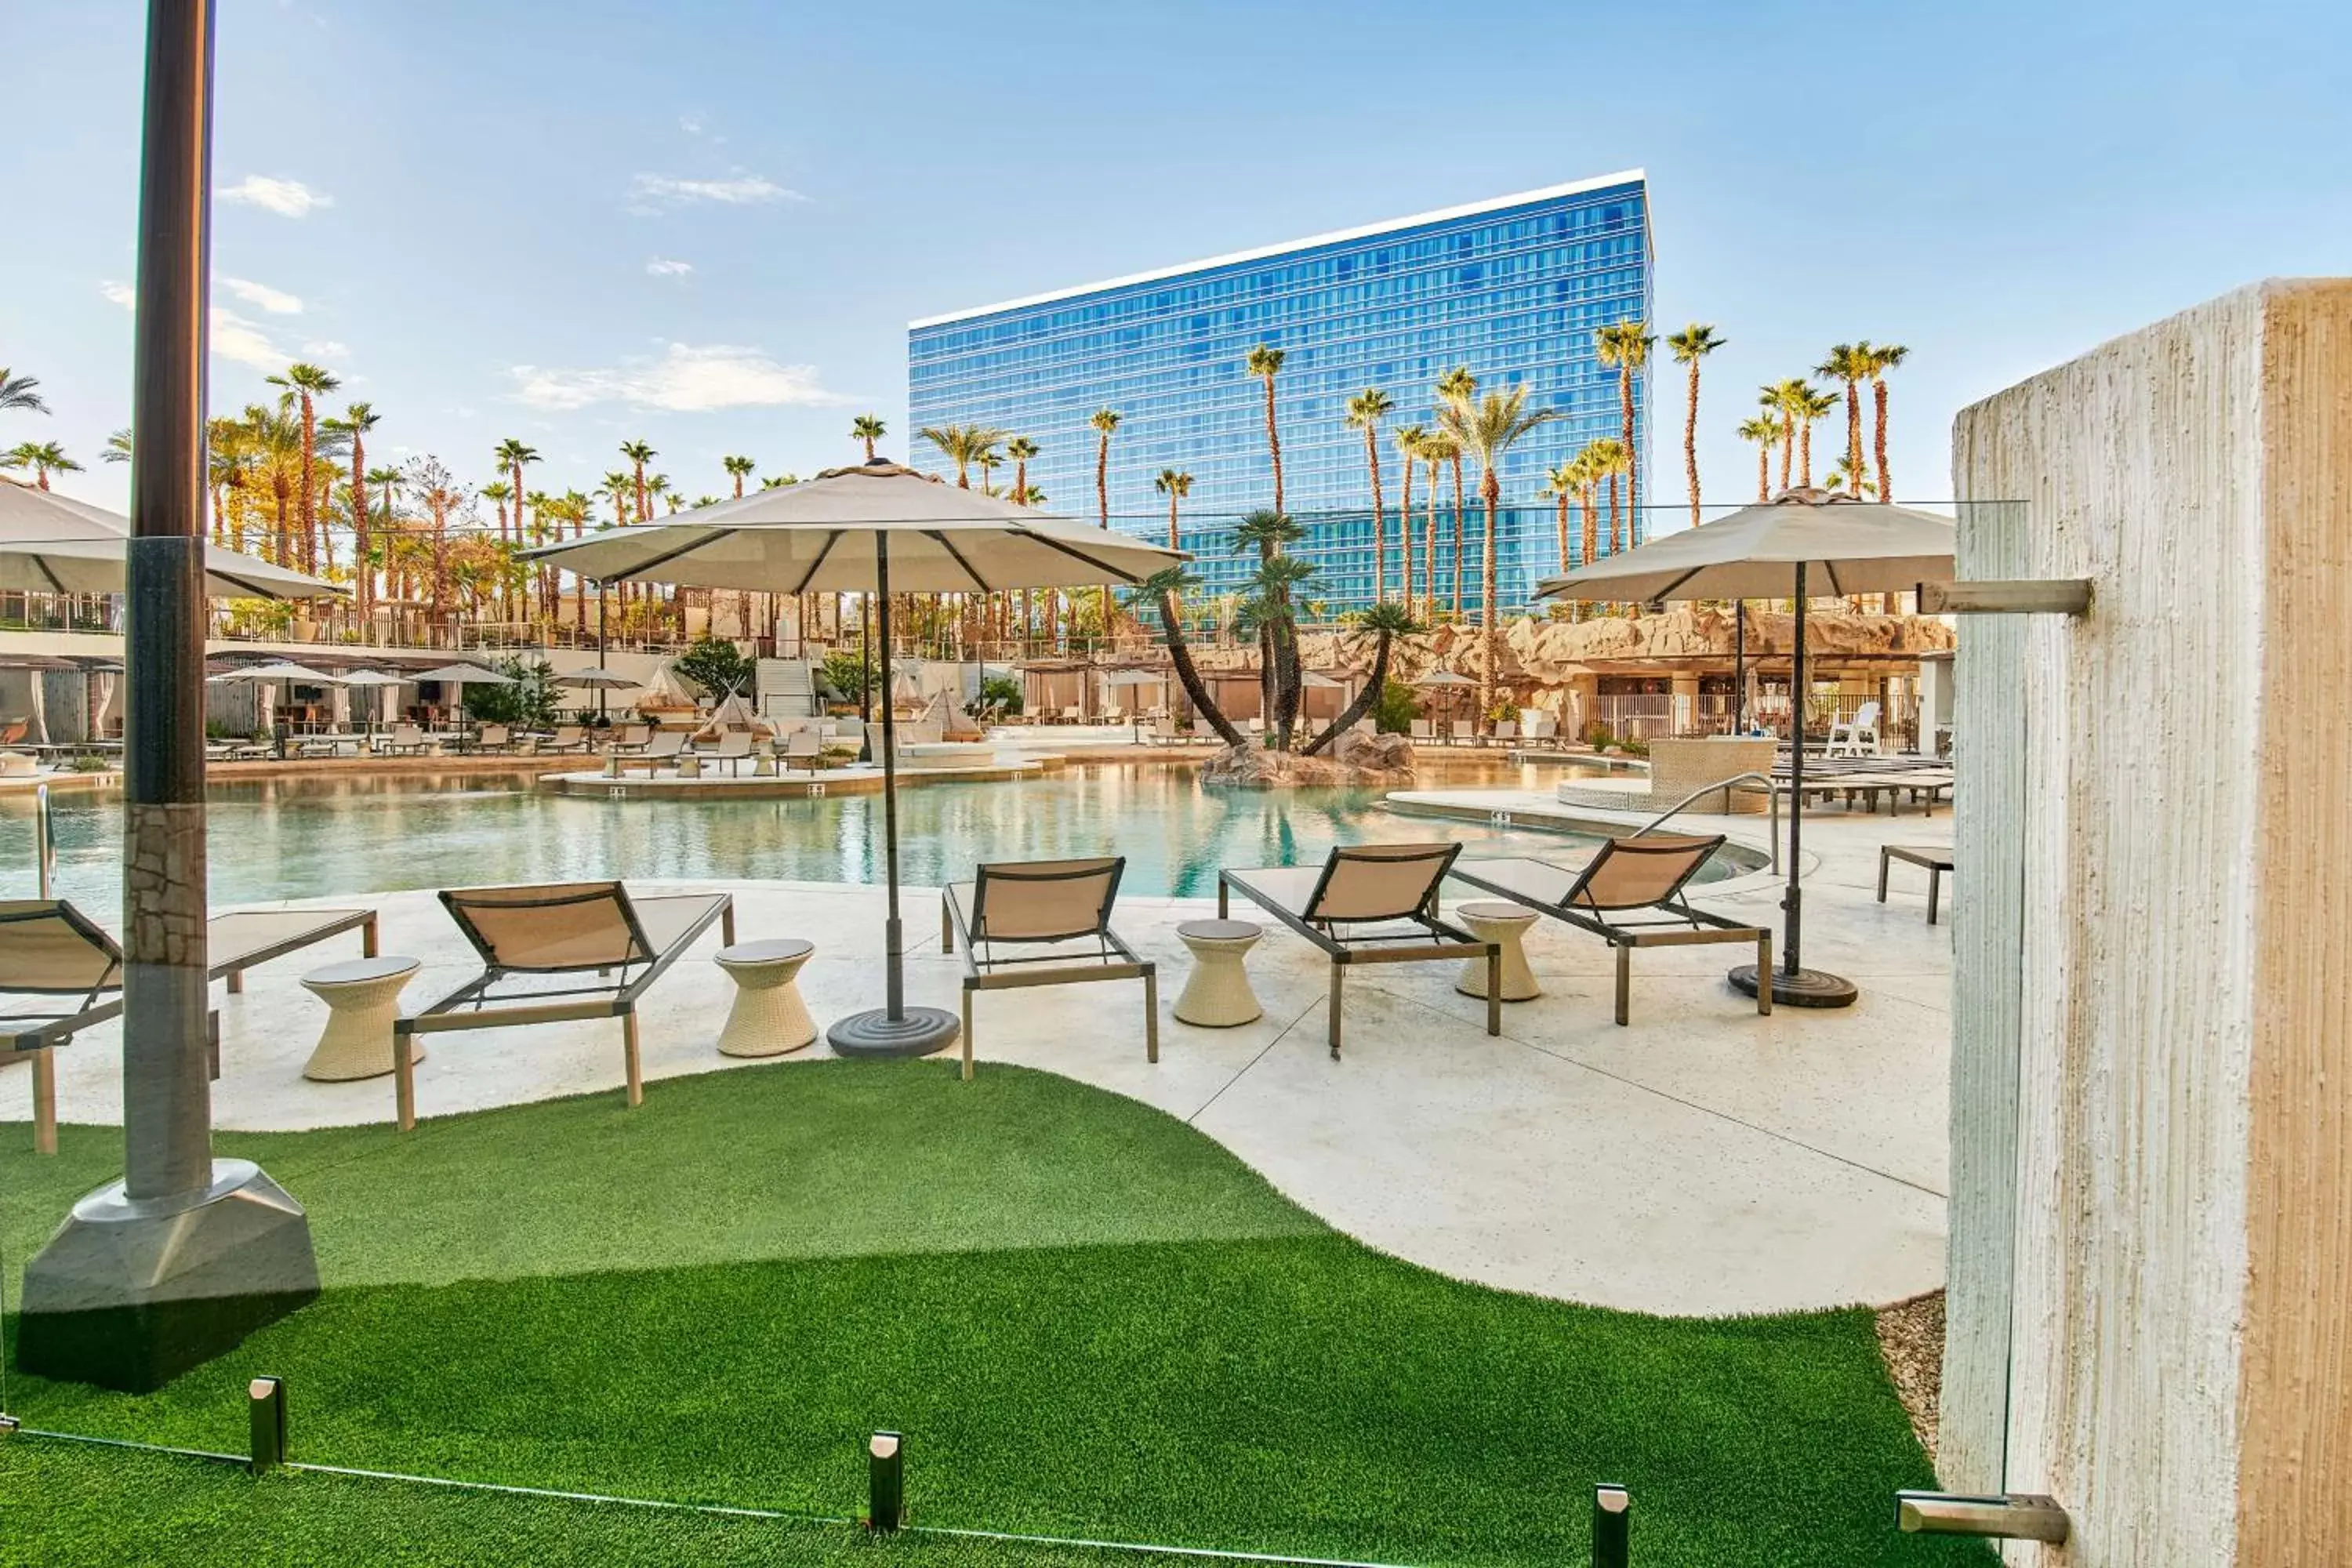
[1632,771,1779,875]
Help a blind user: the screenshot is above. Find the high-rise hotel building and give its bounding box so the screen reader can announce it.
[907,172,1653,611]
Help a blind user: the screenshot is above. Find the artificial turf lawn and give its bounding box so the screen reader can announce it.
[1,1062,1983,1566]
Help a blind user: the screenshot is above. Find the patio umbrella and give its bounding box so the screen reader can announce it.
[207,661,346,750]
[335,669,406,735]
[1411,670,1476,687]
[0,481,339,599]
[523,457,1188,1059]
[408,662,511,730]
[1534,488,1958,1008]
[555,665,637,720]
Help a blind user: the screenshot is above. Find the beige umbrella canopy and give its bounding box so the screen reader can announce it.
[0,481,340,599]
[521,459,1185,593]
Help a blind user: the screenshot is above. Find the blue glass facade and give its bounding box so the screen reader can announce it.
[907,174,1653,613]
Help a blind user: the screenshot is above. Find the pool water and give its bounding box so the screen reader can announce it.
[4,760,1713,920]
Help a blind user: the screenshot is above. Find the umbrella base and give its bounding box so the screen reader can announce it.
[1727,964,1859,1009]
[828,1006,960,1059]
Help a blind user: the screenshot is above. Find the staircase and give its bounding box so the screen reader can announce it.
[757,658,822,719]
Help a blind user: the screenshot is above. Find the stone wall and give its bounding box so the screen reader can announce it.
[1946,279,2352,1566]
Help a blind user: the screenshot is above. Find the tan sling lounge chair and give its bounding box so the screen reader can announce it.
[394,882,734,1129]
[1219,843,1499,1058]
[2,900,378,1152]
[617,731,688,775]
[942,855,1156,1081]
[702,731,756,776]
[1446,834,1769,1025]
[780,730,823,772]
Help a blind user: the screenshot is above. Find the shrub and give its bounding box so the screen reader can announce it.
[673,637,757,702]
[967,674,1022,720]
[463,657,562,731]
[1370,680,1421,735]
[818,650,875,706]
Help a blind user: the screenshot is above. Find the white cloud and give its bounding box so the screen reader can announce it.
[678,113,708,136]
[219,175,332,217]
[507,343,845,413]
[220,275,303,314]
[210,309,284,368]
[300,339,349,359]
[629,172,800,207]
[645,258,694,277]
[100,280,136,310]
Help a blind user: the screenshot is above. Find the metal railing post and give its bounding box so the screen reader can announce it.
[33,782,55,898]
[1631,771,1780,875]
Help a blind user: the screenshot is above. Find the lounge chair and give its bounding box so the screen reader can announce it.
[2,900,377,1152]
[942,856,1156,1080]
[1410,719,1435,743]
[470,723,514,754]
[377,722,429,756]
[1450,720,1475,746]
[702,731,756,776]
[1219,843,1499,1058]
[781,731,823,772]
[394,882,735,1129]
[1825,700,1882,757]
[610,724,653,752]
[1494,720,1518,747]
[1446,835,1769,1025]
[617,731,687,775]
[546,724,591,753]
[1525,713,1559,750]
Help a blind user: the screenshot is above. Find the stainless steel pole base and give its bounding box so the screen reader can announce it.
[1727,963,1860,1009]
[15,1159,320,1392]
[827,1006,960,1059]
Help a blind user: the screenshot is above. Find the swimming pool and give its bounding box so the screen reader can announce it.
[4,761,1726,918]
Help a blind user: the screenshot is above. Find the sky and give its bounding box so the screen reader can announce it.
[5,0,2347,525]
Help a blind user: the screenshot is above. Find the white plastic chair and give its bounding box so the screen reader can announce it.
[1826,700,1882,757]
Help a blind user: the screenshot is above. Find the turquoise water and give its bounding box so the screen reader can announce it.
[3,762,1720,919]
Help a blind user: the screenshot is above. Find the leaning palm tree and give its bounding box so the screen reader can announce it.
[1437,385,1559,729]
[1233,508,1305,744]
[723,454,756,499]
[1815,343,1873,495]
[0,368,49,418]
[2,441,82,490]
[851,413,887,462]
[1345,387,1393,599]
[1004,437,1039,504]
[1244,344,1287,511]
[1136,567,1244,748]
[1736,413,1784,502]
[1233,551,1316,750]
[1152,468,1192,549]
[1301,600,1421,755]
[1667,322,1725,528]
[1391,423,1425,608]
[1868,343,1908,501]
[267,361,340,571]
[1595,321,1653,542]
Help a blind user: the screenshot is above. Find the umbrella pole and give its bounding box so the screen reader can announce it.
[1731,561,1856,1007]
[1733,601,1745,733]
[828,535,960,1058]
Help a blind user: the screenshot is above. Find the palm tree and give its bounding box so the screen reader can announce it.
[1391,423,1425,609]
[1667,323,1725,528]
[1345,387,1393,600]
[1153,468,1192,549]
[1244,344,1287,511]
[319,403,380,615]
[266,362,340,572]
[1302,601,1420,755]
[363,465,401,609]
[1763,381,1808,492]
[1868,343,1908,501]
[235,403,302,564]
[723,454,756,499]
[206,419,248,546]
[101,429,133,464]
[2,441,82,489]
[1815,343,1873,496]
[1541,461,1578,572]
[851,413,887,462]
[1595,321,1654,544]
[1437,385,1559,728]
[1785,383,1838,488]
[1137,567,1244,748]
[1233,508,1305,744]
[1236,552,1316,750]
[1088,408,1120,528]
[1418,431,1455,622]
[494,438,540,543]
[1737,413,1784,502]
[1585,437,1630,557]
[481,481,514,543]
[916,423,1005,488]
[1004,437,1039,505]
[0,368,49,418]
[619,440,656,521]
[1570,445,1603,572]
[1824,455,1878,497]
[1432,368,1476,615]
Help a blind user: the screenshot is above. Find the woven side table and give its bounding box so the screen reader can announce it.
[714,939,818,1057]
[1454,902,1542,1001]
[300,955,423,1081]
[1174,919,1264,1027]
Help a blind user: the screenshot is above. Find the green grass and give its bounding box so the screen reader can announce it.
[1,1062,1978,1566]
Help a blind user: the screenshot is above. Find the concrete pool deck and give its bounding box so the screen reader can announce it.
[2,797,1952,1319]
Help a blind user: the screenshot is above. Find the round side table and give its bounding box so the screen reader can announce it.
[1174,919,1264,1027]
[301,956,423,1081]
[1454,902,1542,1001]
[715,939,818,1057]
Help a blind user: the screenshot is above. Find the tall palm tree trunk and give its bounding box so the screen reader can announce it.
[1449,456,1466,618]
[1684,358,1704,529]
[1618,365,1639,547]
[1399,459,1415,608]
[1261,377,1284,514]
[1607,474,1622,557]
[1757,441,1771,502]
[1154,590,1243,748]
[1478,472,1501,728]
[1555,494,1571,572]
[1422,461,1440,623]
[1844,379,1864,486]
[1873,379,1894,501]
[1302,628,1396,756]
[1581,488,1599,572]
[1365,427,1385,602]
[1778,423,1795,494]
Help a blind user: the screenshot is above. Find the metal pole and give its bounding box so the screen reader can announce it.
[120,0,218,1203]
[596,586,608,721]
[877,539,904,1019]
[34,782,55,898]
[1733,599,1745,732]
[1784,565,1806,976]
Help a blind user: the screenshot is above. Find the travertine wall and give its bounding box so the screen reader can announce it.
[1947,279,2352,1566]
